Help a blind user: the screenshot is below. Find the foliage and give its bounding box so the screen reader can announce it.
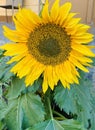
[0,50,14,83]
[91,57,95,66]
[26,119,86,130]
[0,77,45,130]
[54,71,95,130]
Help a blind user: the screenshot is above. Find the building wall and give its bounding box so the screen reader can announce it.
[0,0,94,24]
[93,0,95,25]
[0,0,6,16]
[0,0,22,16]
[22,0,40,14]
[0,0,22,22]
[48,0,94,24]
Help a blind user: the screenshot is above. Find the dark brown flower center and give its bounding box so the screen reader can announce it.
[37,37,61,57]
[28,23,71,65]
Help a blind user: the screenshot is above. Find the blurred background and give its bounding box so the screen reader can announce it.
[0,0,95,25]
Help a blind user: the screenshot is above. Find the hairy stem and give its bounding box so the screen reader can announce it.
[53,110,66,120]
[44,88,53,119]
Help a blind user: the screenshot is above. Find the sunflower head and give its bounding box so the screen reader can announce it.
[0,0,95,93]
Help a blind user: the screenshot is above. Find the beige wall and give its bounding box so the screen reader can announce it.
[0,0,39,16]
[48,0,94,24]
[22,0,94,24]
[0,0,22,16]
[6,0,22,5]
[0,0,94,24]
[0,0,6,16]
[93,0,95,24]
[22,0,40,14]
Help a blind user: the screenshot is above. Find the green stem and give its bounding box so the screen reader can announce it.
[54,117,65,120]
[44,88,53,119]
[47,97,53,119]
[53,110,66,120]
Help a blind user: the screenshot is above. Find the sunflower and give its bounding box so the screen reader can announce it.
[0,0,95,93]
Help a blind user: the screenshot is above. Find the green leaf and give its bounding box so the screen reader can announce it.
[7,76,43,100]
[0,121,6,130]
[7,76,26,99]
[0,86,2,97]
[27,78,42,93]
[26,119,86,130]
[0,98,10,120]
[91,57,95,66]
[5,98,23,130]
[0,92,45,130]
[0,49,4,59]
[21,93,45,129]
[54,74,93,128]
[60,119,86,130]
[90,87,95,130]
[90,112,95,130]
[0,57,14,82]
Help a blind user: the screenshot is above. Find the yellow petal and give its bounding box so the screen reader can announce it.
[52,67,59,85]
[65,23,90,36]
[42,0,50,22]
[13,8,42,37]
[25,62,45,86]
[72,38,93,44]
[72,33,94,39]
[45,66,55,90]
[70,62,80,77]
[7,53,26,64]
[14,8,41,26]
[42,71,48,93]
[10,55,34,74]
[65,18,81,28]
[58,2,72,25]
[73,25,90,36]
[0,43,28,56]
[69,56,89,72]
[63,61,79,84]
[71,51,93,63]
[3,26,29,42]
[72,44,95,57]
[50,0,60,21]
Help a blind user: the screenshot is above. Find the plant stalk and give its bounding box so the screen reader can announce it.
[44,88,53,119]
